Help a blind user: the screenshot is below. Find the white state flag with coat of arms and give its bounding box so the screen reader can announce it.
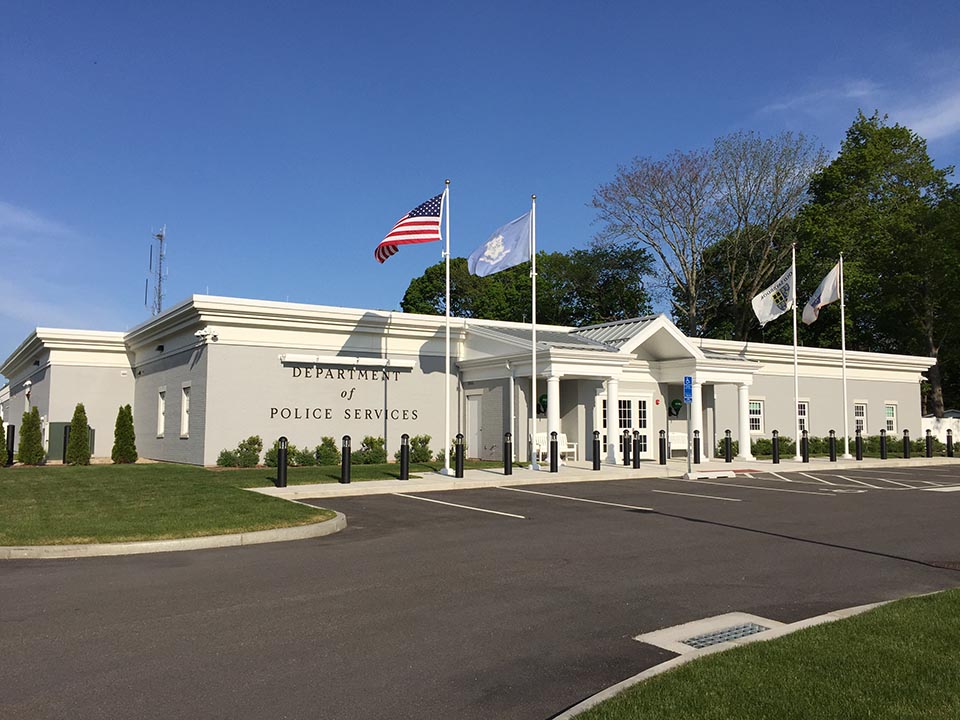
[751,266,794,326]
[467,211,531,277]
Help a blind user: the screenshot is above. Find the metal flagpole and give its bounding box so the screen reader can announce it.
[792,243,802,461]
[442,179,452,475]
[529,194,539,471]
[840,253,852,458]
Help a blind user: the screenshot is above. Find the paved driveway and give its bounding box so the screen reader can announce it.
[3,466,960,719]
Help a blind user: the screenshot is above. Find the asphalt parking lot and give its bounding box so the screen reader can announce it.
[3,464,960,720]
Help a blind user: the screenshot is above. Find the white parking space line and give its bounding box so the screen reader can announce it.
[497,486,653,511]
[768,471,795,483]
[392,493,526,519]
[798,471,838,486]
[651,489,741,502]
[924,485,960,492]
[673,478,836,496]
[832,475,887,489]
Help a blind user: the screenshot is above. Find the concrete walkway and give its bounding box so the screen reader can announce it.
[250,455,960,500]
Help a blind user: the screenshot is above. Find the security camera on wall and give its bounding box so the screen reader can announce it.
[194,328,211,338]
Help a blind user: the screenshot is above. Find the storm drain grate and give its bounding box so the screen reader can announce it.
[682,622,770,649]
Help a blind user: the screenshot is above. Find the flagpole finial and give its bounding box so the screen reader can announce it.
[531,194,536,200]
[445,179,450,186]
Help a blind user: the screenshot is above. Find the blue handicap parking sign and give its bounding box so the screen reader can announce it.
[683,376,693,404]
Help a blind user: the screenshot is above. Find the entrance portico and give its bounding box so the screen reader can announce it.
[459,315,761,465]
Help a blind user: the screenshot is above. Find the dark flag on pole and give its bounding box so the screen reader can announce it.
[375,192,444,263]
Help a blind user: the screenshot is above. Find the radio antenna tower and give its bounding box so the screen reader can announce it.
[145,225,167,316]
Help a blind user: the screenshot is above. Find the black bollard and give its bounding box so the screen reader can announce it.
[903,429,911,459]
[801,430,809,463]
[5,424,14,466]
[592,431,601,471]
[277,436,288,488]
[549,431,559,473]
[504,432,513,476]
[724,429,732,463]
[632,430,641,469]
[880,429,888,460]
[658,430,667,466]
[400,433,410,480]
[855,429,863,461]
[455,433,465,478]
[772,430,780,464]
[622,429,631,466]
[926,429,933,458]
[340,435,351,483]
[693,430,701,465]
[62,425,72,463]
[829,430,837,462]
[948,429,954,458]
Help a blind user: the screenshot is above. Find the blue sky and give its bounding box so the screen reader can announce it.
[2,1,959,369]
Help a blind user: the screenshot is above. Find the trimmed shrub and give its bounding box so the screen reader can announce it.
[111,404,138,464]
[393,434,434,463]
[17,407,44,465]
[216,449,240,467]
[351,436,386,464]
[410,434,433,462]
[65,403,91,465]
[293,446,316,466]
[236,436,263,467]
[264,439,295,468]
[316,436,341,465]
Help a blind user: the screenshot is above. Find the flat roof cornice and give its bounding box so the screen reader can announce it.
[696,337,936,372]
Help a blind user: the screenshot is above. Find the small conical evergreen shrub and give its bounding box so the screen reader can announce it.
[17,407,45,465]
[111,404,138,464]
[65,403,91,465]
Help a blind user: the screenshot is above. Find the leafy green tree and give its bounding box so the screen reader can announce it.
[794,112,956,414]
[17,407,44,465]
[400,243,653,326]
[65,403,91,465]
[111,404,138,464]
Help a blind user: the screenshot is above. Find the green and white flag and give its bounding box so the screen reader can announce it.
[751,266,794,326]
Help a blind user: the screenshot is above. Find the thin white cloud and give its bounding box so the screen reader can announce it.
[0,201,73,249]
[896,87,960,141]
[760,79,883,114]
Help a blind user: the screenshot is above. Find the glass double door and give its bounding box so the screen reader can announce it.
[599,395,651,459]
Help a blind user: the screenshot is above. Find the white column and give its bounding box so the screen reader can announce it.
[737,383,755,461]
[546,374,561,444]
[691,381,704,460]
[605,377,620,465]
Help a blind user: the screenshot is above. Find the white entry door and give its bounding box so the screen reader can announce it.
[466,395,482,459]
[597,394,652,459]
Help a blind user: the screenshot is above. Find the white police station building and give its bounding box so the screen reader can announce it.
[0,294,935,465]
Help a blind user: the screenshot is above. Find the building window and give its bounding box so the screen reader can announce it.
[749,400,764,433]
[854,403,867,434]
[157,390,166,437]
[180,386,190,437]
[797,401,809,433]
[885,404,897,433]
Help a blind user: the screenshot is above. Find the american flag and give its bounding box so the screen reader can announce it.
[375,192,444,263]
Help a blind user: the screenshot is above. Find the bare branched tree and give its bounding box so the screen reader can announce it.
[707,131,828,338]
[592,132,826,338]
[591,149,716,335]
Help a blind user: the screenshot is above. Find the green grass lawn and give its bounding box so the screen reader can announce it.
[576,589,960,720]
[0,459,505,546]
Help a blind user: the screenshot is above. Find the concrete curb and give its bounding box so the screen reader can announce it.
[552,599,893,719]
[0,512,347,560]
